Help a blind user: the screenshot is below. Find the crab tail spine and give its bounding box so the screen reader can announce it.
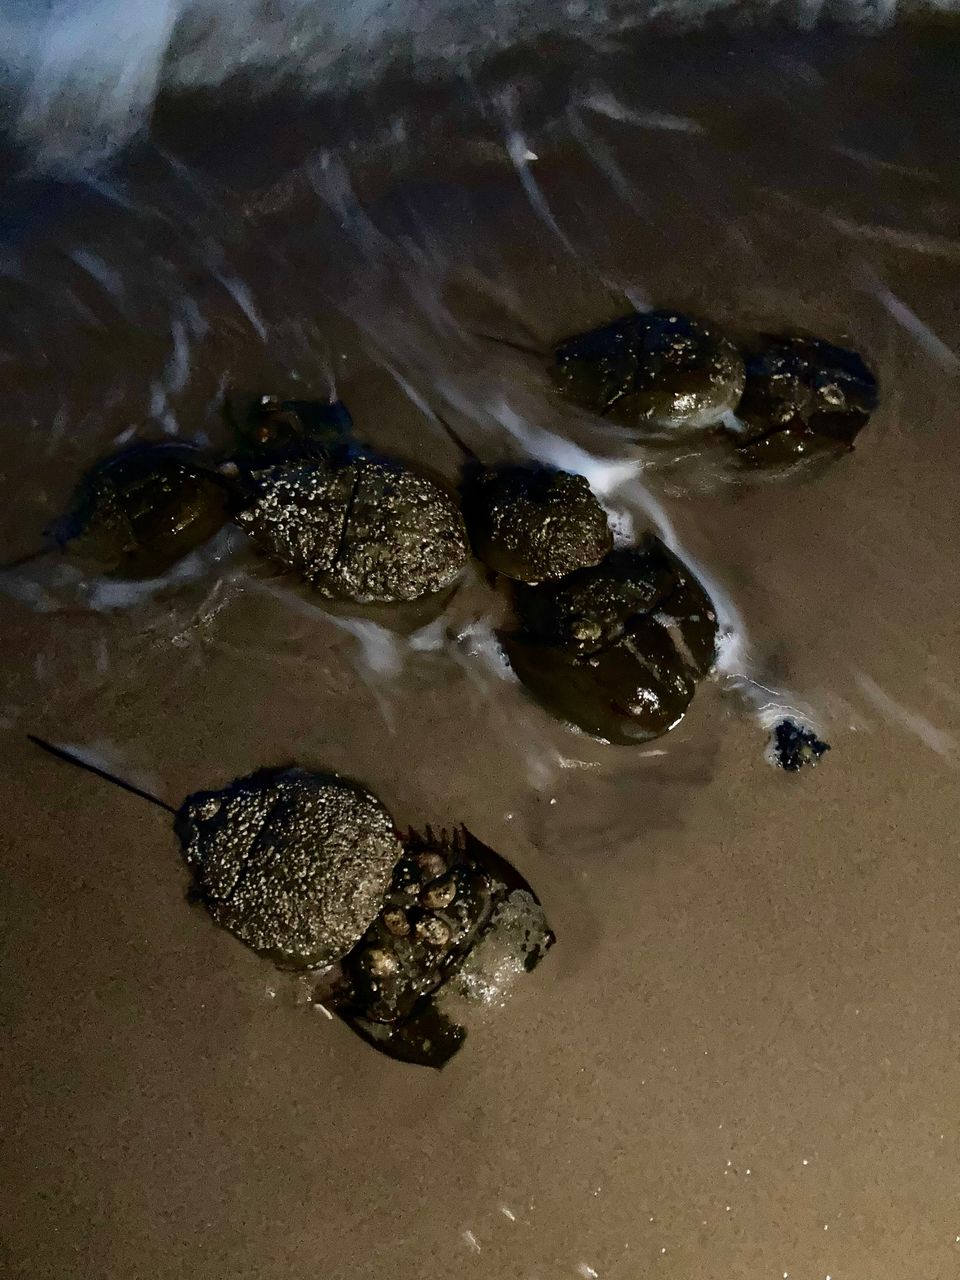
[27,735,177,814]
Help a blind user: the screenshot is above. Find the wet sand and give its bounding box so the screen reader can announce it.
[3,24,960,1280]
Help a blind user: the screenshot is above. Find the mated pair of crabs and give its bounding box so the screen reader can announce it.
[551,310,878,464]
[51,395,469,598]
[31,738,553,1069]
[180,765,552,1068]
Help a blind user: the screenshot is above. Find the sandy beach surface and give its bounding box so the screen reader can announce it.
[3,24,960,1279]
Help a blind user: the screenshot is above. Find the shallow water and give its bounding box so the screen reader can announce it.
[4,16,960,1280]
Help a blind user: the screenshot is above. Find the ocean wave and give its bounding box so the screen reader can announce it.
[1,0,955,168]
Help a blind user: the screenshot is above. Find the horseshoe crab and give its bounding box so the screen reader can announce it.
[319,826,554,1067]
[232,398,470,603]
[732,336,878,465]
[434,416,613,585]
[552,309,745,436]
[175,766,404,969]
[230,394,355,469]
[28,738,554,1067]
[502,536,718,744]
[53,443,232,579]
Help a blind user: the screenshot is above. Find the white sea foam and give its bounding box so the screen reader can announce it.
[1,0,948,169]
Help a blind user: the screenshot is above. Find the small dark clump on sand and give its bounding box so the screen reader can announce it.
[771,719,830,771]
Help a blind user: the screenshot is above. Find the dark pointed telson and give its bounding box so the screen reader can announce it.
[27,734,177,813]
